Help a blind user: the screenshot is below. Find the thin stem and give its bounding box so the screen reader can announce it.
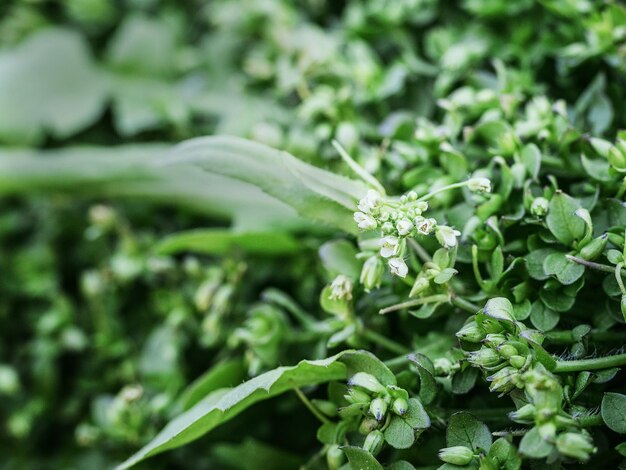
[408,239,432,263]
[332,140,387,195]
[384,354,411,370]
[294,387,330,425]
[566,255,622,275]
[361,329,410,355]
[417,181,468,202]
[379,294,449,315]
[616,262,626,295]
[546,330,626,344]
[262,288,317,327]
[554,352,626,373]
[450,294,481,314]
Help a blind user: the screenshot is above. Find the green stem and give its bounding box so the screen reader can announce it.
[417,181,468,202]
[384,354,411,370]
[361,329,410,355]
[379,294,449,315]
[450,294,481,314]
[554,353,626,373]
[408,239,432,263]
[294,387,330,425]
[566,255,624,275]
[546,330,626,344]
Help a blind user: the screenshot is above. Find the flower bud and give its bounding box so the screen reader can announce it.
[497,344,518,359]
[456,322,485,343]
[326,444,345,470]
[360,256,384,292]
[409,276,430,297]
[357,190,383,213]
[434,357,453,376]
[381,221,394,233]
[487,366,520,394]
[388,258,409,278]
[363,430,385,455]
[578,235,608,261]
[407,190,418,201]
[354,211,378,230]
[438,446,474,465]
[508,355,527,369]
[556,432,596,461]
[329,275,353,301]
[391,397,408,416]
[530,197,549,217]
[396,219,414,236]
[467,177,492,193]
[358,417,380,434]
[348,372,387,394]
[345,387,371,404]
[369,397,388,421]
[436,226,461,249]
[468,348,502,369]
[509,403,536,423]
[483,333,507,348]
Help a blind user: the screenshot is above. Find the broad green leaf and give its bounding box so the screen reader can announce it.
[529,301,560,332]
[341,446,384,470]
[488,438,521,470]
[168,136,369,234]
[384,415,415,449]
[539,289,575,313]
[543,252,584,285]
[386,462,416,470]
[408,353,438,405]
[546,192,586,246]
[483,297,515,323]
[518,427,552,458]
[0,28,108,144]
[446,412,492,452]
[601,392,626,434]
[154,229,301,256]
[451,367,479,394]
[525,249,557,281]
[116,351,368,469]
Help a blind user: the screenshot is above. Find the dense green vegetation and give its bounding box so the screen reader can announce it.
[3,1,626,469]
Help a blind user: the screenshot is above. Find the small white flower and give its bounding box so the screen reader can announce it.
[378,236,400,258]
[414,216,437,235]
[388,258,408,278]
[467,177,492,193]
[396,219,414,236]
[436,226,461,249]
[329,275,353,300]
[357,190,382,213]
[354,211,377,230]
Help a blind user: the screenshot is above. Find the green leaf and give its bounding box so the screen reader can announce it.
[211,438,304,470]
[403,398,431,429]
[319,240,361,279]
[155,229,301,256]
[174,359,246,413]
[615,442,626,457]
[386,461,416,470]
[546,192,586,247]
[342,446,384,470]
[525,249,557,281]
[116,351,370,469]
[451,367,479,394]
[384,415,415,449]
[0,28,108,144]
[408,354,438,405]
[488,438,521,470]
[483,297,515,323]
[446,412,492,452]
[601,392,626,434]
[542,252,585,285]
[530,301,560,332]
[168,136,369,234]
[518,427,552,458]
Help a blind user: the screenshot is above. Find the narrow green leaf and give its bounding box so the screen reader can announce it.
[155,229,301,256]
[116,351,370,469]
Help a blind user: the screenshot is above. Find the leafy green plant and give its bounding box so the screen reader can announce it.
[3,1,626,469]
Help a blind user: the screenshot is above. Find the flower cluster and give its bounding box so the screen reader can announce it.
[354,181,489,282]
[341,372,410,454]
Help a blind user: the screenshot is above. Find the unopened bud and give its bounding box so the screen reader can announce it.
[358,417,380,435]
[345,387,371,404]
[409,276,430,297]
[483,333,507,348]
[556,432,596,461]
[438,446,474,465]
[509,355,527,369]
[392,397,409,416]
[363,430,385,455]
[578,235,608,261]
[369,397,388,421]
[531,197,549,217]
[467,177,492,193]
[468,348,501,369]
[509,403,536,423]
[326,444,345,470]
[497,344,518,359]
[360,256,384,292]
[456,322,485,343]
[348,372,386,394]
